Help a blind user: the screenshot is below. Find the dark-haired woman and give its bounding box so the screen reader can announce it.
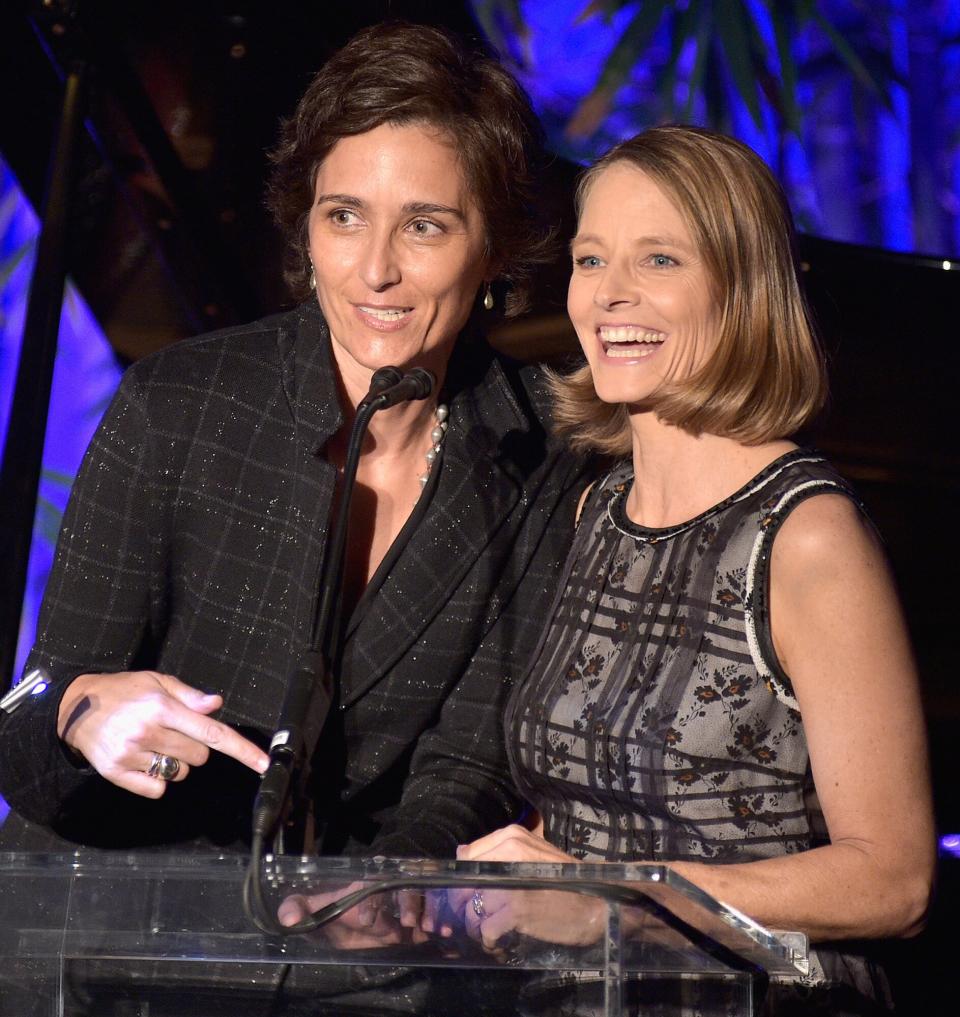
[0,23,584,870]
[455,126,934,1014]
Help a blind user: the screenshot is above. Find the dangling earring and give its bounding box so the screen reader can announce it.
[308,264,316,291]
[482,283,494,311]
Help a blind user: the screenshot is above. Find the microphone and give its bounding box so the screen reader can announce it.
[368,367,435,409]
[364,365,403,400]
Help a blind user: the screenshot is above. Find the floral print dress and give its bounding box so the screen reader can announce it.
[506,449,892,1014]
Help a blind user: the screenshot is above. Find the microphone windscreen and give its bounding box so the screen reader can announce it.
[404,367,435,400]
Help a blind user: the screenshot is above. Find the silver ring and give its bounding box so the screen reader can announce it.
[471,890,485,918]
[146,752,181,781]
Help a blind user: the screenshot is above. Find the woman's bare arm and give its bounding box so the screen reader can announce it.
[671,493,934,940]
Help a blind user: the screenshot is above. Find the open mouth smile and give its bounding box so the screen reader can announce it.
[598,325,666,359]
[357,305,412,321]
[354,304,414,329]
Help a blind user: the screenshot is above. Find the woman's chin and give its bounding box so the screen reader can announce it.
[591,378,659,408]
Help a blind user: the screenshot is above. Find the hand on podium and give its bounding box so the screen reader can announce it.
[449,823,606,950]
[277,881,432,948]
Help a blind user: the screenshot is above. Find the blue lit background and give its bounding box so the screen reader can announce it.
[472,0,960,256]
[0,155,123,826]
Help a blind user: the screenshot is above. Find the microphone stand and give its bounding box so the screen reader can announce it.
[244,366,435,934]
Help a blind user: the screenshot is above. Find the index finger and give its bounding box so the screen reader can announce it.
[167,704,268,773]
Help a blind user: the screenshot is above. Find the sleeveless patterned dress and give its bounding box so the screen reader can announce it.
[506,449,892,1014]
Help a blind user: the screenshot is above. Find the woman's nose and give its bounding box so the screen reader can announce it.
[359,229,401,291]
[593,262,634,310]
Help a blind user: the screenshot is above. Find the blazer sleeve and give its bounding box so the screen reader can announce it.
[368,451,584,858]
[0,367,158,827]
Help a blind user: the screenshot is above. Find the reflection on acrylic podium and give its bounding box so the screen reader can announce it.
[0,852,807,1016]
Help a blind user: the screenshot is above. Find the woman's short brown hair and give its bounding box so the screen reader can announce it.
[267,21,550,316]
[551,125,827,452]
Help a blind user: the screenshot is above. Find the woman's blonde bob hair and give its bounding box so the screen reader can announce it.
[551,125,827,454]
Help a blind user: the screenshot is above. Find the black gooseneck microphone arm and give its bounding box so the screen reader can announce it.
[249,365,401,846]
[245,365,435,933]
[309,366,434,666]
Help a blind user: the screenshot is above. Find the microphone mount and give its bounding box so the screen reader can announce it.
[246,366,437,931]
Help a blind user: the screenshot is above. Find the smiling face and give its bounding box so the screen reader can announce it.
[308,122,491,393]
[567,161,722,408]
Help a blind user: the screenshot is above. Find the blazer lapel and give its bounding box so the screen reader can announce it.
[338,353,528,708]
[277,303,342,652]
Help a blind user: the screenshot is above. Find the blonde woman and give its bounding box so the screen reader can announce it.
[456,126,934,1014]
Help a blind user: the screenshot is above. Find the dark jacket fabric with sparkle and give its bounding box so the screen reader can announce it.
[0,301,585,857]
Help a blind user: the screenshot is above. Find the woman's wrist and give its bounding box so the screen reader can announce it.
[56,672,99,756]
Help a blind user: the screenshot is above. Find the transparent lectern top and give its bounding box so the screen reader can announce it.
[0,851,807,1017]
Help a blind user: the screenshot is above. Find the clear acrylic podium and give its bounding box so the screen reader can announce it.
[0,851,807,1016]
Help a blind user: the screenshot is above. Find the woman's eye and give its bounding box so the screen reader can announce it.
[575,255,602,269]
[408,219,442,237]
[650,254,676,267]
[329,209,359,226]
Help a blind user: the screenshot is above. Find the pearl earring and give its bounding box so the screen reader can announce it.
[483,283,494,311]
[308,265,316,291]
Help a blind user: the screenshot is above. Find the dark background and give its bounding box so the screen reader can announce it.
[1,2,957,1012]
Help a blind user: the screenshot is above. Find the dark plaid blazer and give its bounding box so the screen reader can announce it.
[0,301,586,856]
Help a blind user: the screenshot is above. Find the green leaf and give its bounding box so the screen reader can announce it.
[714,0,766,129]
[567,0,673,138]
[472,1,526,63]
[501,0,526,33]
[661,0,703,120]
[35,494,64,547]
[471,0,497,42]
[769,2,801,135]
[41,467,76,489]
[575,0,630,26]
[0,237,33,290]
[702,49,730,131]
[595,0,673,94]
[684,4,713,122]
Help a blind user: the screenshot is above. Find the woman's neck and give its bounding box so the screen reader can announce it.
[625,411,795,529]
